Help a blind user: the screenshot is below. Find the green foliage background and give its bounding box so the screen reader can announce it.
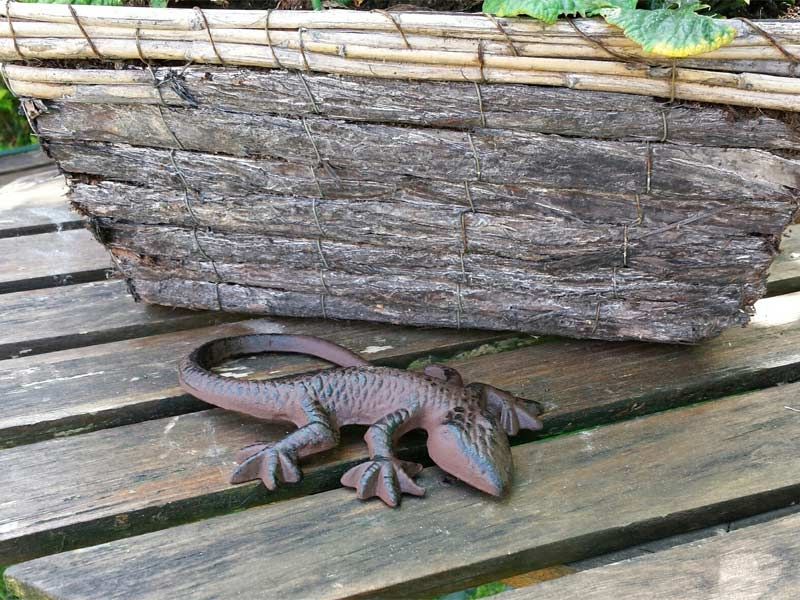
[0,81,34,151]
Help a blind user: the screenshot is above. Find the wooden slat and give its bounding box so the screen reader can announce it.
[0,318,506,448]
[0,229,110,293]
[0,279,243,360]
[500,566,575,589]
[1,292,799,564]
[5,382,800,600]
[497,513,800,600]
[3,288,800,448]
[767,224,800,297]
[0,168,82,238]
[450,289,800,433]
[0,147,51,176]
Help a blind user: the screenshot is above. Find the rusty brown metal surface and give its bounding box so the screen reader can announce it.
[179,333,541,506]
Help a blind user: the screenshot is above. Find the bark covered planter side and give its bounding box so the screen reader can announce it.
[2,7,799,343]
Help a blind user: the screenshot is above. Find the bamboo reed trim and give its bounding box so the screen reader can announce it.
[5,56,799,112]
[6,79,172,102]
[1,22,799,63]
[265,39,654,78]
[1,21,796,51]
[2,3,798,45]
[567,73,800,111]
[3,63,152,84]
[3,36,799,97]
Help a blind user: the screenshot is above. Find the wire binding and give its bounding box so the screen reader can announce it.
[2,0,24,60]
[194,7,227,67]
[372,9,411,50]
[168,149,224,310]
[67,4,102,60]
[483,13,518,57]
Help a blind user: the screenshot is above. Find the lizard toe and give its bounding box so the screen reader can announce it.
[396,467,426,497]
[230,445,273,485]
[375,465,401,508]
[341,458,424,507]
[230,445,302,490]
[500,406,521,436]
[339,462,366,490]
[516,403,543,432]
[234,443,270,464]
[341,461,389,504]
[257,449,284,490]
[278,450,302,484]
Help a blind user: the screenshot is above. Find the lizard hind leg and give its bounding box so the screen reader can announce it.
[340,406,425,508]
[230,398,339,491]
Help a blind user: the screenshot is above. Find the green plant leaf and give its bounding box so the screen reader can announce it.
[600,4,736,57]
[482,0,635,25]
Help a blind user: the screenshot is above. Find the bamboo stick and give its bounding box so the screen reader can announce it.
[3,47,799,111]
[2,2,799,46]
[3,63,153,84]
[5,64,800,99]
[1,5,797,111]
[3,34,799,97]
[3,79,176,104]
[2,20,800,63]
[1,19,797,51]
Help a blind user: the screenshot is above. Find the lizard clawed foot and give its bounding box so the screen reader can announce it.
[230,443,302,490]
[470,383,543,436]
[340,458,425,507]
[496,400,543,436]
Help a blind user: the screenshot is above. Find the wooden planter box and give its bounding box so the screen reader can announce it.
[3,7,799,343]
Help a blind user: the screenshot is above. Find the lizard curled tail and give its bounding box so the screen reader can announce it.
[178,334,369,419]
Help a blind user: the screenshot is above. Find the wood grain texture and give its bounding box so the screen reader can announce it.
[98,219,776,342]
[32,72,800,344]
[0,228,110,293]
[48,135,798,343]
[2,292,799,564]
[767,224,800,297]
[497,513,800,600]
[128,273,752,344]
[39,67,800,150]
[0,169,82,238]
[0,279,242,360]
[169,68,800,150]
[47,126,800,203]
[74,179,796,238]
[0,318,505,448]
[0,147,51,176]
[35,101,800,170]
[6,382,800,600]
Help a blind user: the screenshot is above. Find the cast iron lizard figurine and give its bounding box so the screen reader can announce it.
[179,334,542,507]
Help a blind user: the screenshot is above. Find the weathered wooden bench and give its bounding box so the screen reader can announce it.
[1,153,799,599]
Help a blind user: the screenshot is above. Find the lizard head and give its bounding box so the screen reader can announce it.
[427,408,513,497]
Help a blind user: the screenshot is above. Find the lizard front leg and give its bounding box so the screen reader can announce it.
[340,406,425,507]
[231,397,339,490]
[467,382,543,435]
